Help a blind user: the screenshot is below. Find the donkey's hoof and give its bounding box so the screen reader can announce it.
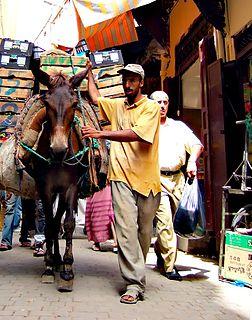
[41,269,55,284]
[57,278,73,292]
[60,270,74,281]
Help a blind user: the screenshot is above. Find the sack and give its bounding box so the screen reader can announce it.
[173,177,206,238]
[0,136,37,199]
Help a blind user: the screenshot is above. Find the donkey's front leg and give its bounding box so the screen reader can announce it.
[41,197,55,284]
[58,205,76,292]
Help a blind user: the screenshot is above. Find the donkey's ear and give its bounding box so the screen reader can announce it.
[32,68,52,88]
[31,59,52,87]
[69,67,89,89]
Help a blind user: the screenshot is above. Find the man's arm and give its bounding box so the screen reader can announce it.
[186,144,204,177]
[87,64,101,106]
[82,126,146,143]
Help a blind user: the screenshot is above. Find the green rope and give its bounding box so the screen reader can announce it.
[20,142,51,164]
[73,115,81,126]
[20,138,99,164]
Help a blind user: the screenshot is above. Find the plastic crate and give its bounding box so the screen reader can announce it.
[89,50,124,67]
[0,38,34,56]
[0,53,31,69]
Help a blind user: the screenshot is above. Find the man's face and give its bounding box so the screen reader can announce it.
[154,93,169,120]
[122,72,143,100]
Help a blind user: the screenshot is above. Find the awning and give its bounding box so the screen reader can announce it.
[76,11,138,51]
[72,0,156,27]
[72,0,156,51]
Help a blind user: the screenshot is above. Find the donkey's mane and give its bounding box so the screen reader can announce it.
[49,72,69,88]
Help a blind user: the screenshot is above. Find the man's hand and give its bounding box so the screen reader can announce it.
[81,126,103,139]
[186,161,197,178]
[86,59,93,71]
[82,126,143,142]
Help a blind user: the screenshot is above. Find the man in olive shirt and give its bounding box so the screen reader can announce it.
[82,63,161,304]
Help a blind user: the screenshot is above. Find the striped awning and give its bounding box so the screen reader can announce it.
[76,10,138,51]
[73,0,156,51]
[72,0,156,27]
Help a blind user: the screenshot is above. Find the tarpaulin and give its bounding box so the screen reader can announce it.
[72,0,156,27]
[51,0,156,51]
[76,11,138,51]
[73,0,156,51]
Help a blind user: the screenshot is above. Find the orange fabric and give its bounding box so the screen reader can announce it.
[76,10,138,51]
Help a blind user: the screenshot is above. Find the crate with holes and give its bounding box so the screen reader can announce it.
[0,38,34,70]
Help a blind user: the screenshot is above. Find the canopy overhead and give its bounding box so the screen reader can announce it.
[76,10,138,51]
[51,0,156,51]
[0,0,156,51]
[72,0,156,27]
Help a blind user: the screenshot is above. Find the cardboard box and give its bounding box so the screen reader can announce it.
[0,112,19,129]
[0,68,34,79]
[0,68,34,99]
[40,55,89,91]
[99,84,124,98]
[40,56,124,96]
[223,231,252,285]
[0,38,34,56]
[0,99,25,114]
[40,55,88,67]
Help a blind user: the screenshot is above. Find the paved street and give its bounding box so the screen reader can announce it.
[0,227,251,320]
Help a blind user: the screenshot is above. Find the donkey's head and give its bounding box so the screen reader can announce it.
[33,67,89,159]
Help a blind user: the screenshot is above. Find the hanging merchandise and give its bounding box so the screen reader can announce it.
[173,177,206,238]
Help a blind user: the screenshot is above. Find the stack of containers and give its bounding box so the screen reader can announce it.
[0,38,34,70]
[0,38,35,146]
[39,49,125,98]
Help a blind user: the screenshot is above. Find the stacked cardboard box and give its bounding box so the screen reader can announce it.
[223,231,252,285]
[0,68,34,145]
[40,54,124,98]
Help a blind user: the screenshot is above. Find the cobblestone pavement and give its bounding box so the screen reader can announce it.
[0,227,251,320]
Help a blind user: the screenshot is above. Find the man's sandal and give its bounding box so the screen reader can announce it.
[20,240,31,247]
[33,247,45,257]
[0,243,12,251]
[120,289,144,304]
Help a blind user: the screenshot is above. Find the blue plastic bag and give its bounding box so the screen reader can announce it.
[173,177,206,238]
